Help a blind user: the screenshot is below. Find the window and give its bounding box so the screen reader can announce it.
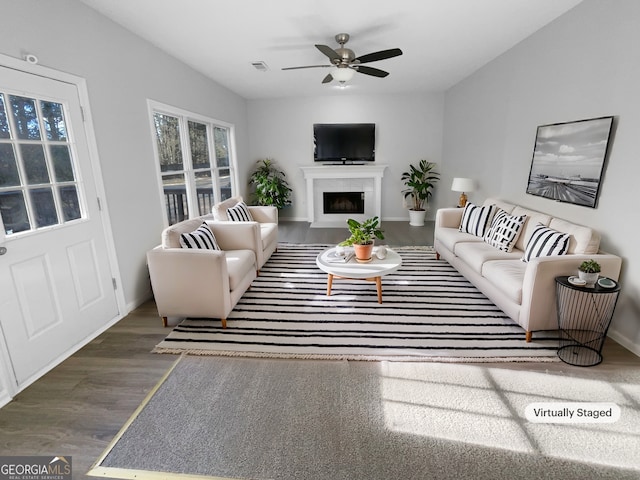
[0,92,83,236]
[150,102,237,225]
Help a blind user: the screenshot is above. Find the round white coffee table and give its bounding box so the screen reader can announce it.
[316,246,402,303]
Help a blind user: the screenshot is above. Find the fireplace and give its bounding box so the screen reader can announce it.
[323,192,365,214]
[300,164,387,227]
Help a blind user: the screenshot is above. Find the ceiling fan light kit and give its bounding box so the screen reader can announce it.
[283,33,402,85]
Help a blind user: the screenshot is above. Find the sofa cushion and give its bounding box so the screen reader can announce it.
[484,210,527,253]
[511,206,552,251]
[549,218,600,254]
[212,196,243,221]
[260,223,278,249]
[455,241,523,274]
[162,218,205,248]
[437,227,484,253]
[179,222,220,250]
[459,203,497,237]
[482,260,527,305]
[225,249,256,291]
[227,201,254,222]
[522,223,570,262]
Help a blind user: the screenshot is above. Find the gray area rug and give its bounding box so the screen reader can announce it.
[154,244,559,361]
[90,355,640,480]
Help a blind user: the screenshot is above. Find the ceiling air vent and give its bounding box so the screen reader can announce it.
[251,61,269,72]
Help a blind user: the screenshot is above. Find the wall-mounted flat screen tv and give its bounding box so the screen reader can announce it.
[313,123,375,162]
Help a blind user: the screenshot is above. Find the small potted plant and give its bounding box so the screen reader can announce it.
[248,158,292,209]
[339,217,385,262]
[401,159,440,226]
[578,259,601,286]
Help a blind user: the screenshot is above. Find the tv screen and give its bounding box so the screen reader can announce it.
[313,123,375,162]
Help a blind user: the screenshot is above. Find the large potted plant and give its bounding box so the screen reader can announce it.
[248,158,292,209]
[401,159,440,226]
[339,217,385,262]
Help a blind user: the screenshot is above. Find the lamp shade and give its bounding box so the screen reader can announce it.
[451,177,475,193]
[331,66,355,82]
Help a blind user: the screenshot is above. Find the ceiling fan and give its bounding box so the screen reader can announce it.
[282,33,403,84]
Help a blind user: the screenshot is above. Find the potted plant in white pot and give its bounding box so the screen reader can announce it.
[401,159,440,226]
[578,259,601,286]
[339,217,385,262]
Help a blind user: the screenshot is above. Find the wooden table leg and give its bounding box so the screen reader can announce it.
[376,276,382,303]
[327,273,333,296]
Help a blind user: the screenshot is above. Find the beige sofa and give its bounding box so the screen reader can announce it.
[212,196,278,270]
[434,198,622,342]
[147,217,260,328]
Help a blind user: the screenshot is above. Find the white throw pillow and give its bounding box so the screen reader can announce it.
[459,203,497,238]
[227,201,254,222]
[522,223,571,262]
[179,222,220,250]
[484,211,527,253]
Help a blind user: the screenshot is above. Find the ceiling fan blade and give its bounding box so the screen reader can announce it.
[355,48,403,64]
[322,73,334,84]
[282,65,332,70]
[315,44,341,62]
[356,66,389,78]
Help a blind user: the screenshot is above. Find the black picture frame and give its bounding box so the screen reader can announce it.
[526,116,614,208]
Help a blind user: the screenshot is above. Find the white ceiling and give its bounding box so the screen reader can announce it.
[80,0,583,100]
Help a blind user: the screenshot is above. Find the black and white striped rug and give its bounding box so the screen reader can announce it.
[153,244,560,362]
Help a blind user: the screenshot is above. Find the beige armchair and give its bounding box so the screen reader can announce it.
[212,196,278,270]
[147,217,258,328]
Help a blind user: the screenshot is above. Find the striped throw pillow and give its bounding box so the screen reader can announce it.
[484,211,527,252]
[459,203,497,237]
[179,222,220,250]
[522,223,571,262]
[227,201,254,222]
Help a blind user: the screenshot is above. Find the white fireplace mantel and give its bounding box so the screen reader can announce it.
[300,164,388,227]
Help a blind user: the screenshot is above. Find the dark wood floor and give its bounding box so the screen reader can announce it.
[0,220,638,479]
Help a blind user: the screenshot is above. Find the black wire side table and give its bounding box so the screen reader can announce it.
[555,276,621,366]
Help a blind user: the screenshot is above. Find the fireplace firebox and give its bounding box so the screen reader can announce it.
[323,192,365,214]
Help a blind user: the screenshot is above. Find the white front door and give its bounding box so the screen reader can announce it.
[0,66,120,389]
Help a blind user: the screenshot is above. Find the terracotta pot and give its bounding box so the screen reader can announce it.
[353,243,374,262]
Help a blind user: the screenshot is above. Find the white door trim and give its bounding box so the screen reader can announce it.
[0,53,125,404]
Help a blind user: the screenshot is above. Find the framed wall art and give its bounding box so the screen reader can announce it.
[526,116,614,208]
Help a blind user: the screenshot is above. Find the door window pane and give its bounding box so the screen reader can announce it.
[50,145,75,182]
[59,185,81,221]
[163,174,188,224]
[41,101,67,141]
[21,144,50,184]
[188,121,210,169]
[0,89,84,235]
[213,126,229,167]
[154,113,183,172]
[0,144,20,187]
[0,191,30,234]
[10,95,41,140]
[30,188,58,227]
[0,94,10,139]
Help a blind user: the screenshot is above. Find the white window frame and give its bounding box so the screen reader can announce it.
[147,100,239,226]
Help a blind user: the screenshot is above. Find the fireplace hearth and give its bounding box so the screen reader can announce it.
[323,192,365,214]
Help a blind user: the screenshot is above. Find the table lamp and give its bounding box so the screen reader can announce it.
[451,177,475,207]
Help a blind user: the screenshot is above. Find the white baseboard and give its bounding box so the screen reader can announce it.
[608,329,640,358]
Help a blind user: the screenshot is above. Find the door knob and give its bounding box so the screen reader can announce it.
[0,246,6,255]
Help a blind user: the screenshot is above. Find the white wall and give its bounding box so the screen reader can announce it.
[247,93,444,221]
[443,0,640,355]
[1,0,249,311]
